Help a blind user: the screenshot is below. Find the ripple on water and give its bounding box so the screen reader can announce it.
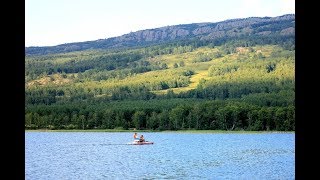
[26,132,294,179]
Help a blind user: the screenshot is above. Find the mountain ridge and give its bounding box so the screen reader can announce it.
[26,14,294,55]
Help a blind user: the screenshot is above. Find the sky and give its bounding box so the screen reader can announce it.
[25,0,295,47]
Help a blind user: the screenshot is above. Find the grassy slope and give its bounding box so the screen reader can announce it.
[150,45,293,94]
[26,45,294,98]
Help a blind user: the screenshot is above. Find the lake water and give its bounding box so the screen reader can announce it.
[25,132,294,179]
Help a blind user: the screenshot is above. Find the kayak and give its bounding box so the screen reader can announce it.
[129,141,154,145]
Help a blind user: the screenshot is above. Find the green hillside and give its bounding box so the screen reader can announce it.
[25,15,295,131]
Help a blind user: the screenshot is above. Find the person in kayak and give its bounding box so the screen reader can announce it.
[133,132,139,141]
[139,135,145,142]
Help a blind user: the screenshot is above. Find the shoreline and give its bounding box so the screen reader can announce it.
[25,129,295,134]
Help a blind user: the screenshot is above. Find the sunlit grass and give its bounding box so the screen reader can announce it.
[26,44,294,96]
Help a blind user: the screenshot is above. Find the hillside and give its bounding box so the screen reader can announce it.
[25,14,295,131]
[26,14,294,55]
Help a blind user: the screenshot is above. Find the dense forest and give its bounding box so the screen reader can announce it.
[25,14,295,131]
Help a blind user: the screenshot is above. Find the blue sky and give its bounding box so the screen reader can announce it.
[25,0,295,47]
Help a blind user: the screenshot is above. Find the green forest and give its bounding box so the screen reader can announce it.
[25,15,295,131]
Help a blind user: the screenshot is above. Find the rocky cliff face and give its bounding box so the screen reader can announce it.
[26,14,295,55]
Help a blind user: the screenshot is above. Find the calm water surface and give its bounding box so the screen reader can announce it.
[25,132,294,179]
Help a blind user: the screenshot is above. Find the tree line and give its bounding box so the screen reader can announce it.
[25,99,294,131]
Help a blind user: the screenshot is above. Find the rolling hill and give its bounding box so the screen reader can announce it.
[25,14,295,131]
